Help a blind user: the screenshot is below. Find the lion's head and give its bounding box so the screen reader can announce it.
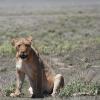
[11,36,32,60]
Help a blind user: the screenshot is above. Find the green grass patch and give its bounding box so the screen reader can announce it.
[59,81,100,97]
[0,35,100,56]
[33,32,79,55]
[4,84,15,96]
[0,42,15,56]
[4,80,29,97]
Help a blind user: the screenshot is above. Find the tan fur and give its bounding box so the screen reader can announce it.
[10,36,64,98]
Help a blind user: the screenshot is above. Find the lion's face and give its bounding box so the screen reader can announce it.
[12,36,32,60]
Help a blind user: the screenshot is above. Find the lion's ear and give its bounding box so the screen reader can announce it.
[11,39,17,46]
[27,36,33,43]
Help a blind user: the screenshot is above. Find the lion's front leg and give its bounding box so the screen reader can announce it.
[10,70,25,97]
[29,77,43,98]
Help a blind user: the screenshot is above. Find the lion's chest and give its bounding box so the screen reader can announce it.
[16,59,28,72]
[16,59,36,78]
[16,59,23,70]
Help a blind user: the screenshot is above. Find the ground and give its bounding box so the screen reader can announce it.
[0,0,100,99]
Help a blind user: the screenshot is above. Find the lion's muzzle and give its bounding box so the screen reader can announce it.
[19,52,28,59]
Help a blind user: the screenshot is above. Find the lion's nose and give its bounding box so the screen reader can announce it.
[21,52,24,54]
[21,52,25,55]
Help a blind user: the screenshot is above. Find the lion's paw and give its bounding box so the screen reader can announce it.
[10,92,21,97]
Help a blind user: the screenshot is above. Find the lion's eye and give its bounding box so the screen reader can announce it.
[17,44,21,47]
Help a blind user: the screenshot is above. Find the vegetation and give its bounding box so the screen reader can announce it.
[59,81,100,97]
[3,80,29,97]
[0,35,100,56]
[0,12,99,56]
[0,42,15,56]
[3,80,100,97]
[4,84,15,96]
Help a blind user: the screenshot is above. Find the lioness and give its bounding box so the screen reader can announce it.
[10,36,64,98]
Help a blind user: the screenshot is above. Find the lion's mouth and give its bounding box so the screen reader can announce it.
[20,54,28,59]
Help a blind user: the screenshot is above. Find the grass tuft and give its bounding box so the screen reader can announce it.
[0,42,15,56]
[59,81,100,97]
[4,84,15,96]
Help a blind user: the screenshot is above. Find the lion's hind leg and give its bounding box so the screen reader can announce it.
[51,74,64,97]
[28,87,33,95]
